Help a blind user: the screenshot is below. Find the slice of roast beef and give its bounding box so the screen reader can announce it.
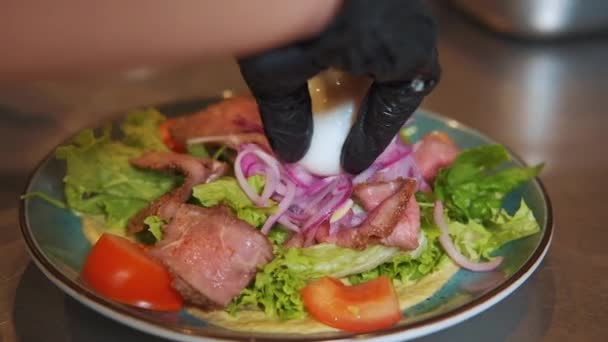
[186,132,271,152]
[149,204,273,308]
[169,95,270,150]
[283,233,305,249]
[127,151,227,233]
[413,131,460,182]
[352,180,403,211]
[380,198,420,250]
[316,178,418,250]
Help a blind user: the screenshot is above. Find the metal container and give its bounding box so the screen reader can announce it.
[450,0,608,39]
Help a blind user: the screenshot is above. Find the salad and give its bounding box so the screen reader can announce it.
[34,95,543,334]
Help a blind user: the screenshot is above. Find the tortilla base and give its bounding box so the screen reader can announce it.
[189,260,460,334]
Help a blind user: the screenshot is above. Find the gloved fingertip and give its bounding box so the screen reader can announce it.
[341,123,379,174]
[255,85,314,163]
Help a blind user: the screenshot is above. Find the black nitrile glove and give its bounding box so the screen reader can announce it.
[238,0,440,174]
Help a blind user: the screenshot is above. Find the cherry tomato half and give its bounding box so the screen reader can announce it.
[81,233,182,311]
[301,276,401,333]
[159,119,185,153]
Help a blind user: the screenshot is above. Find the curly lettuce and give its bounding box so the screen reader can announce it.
[447,200,540,261]
[434,145,542,223]
[191,175,277,228]
[229,244,403,319]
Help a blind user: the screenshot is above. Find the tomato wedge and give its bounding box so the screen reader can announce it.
[81,233,182,311]
[301,276,401,333]
[158,119,185,153]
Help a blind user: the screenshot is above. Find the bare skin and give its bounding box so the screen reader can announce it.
[0,0,341,79]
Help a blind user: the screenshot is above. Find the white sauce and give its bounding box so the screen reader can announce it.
[297,70,371,176]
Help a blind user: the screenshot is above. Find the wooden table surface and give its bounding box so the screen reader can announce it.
[1,4,607,342]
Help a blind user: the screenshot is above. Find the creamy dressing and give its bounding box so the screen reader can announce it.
[297,70,371,176]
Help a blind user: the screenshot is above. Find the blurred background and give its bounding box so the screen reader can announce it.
[1,1,607,341]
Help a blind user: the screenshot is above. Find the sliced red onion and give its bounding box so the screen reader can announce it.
[240,153,258,174]
[371,154,430,192]
[277,216,301,233]
[434,201,503,272]
[300,179,336,214]
[286,208,307,223]
[284,164,320,187]
[374,135,413,166]
[235,145,281,207]
[273,179,288,197]
[353,136,415,185]
[234,149,264,205]
[353,163,382,184]
[302,176,352,233]
[374,155,415,182]
[261,179,297,234]
[259,166,278,205]
[232,135,426,242]
[304,177,336,196]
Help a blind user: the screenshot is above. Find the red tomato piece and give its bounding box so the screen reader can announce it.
[159,119,186,153]
[301,276,402,333]
[81,233,183,311]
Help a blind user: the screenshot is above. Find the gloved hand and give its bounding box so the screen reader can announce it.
[238,0,440,174]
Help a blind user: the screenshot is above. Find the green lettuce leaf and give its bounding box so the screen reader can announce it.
[348,228,444,285]
[229,243,403,319]
[135,215,166,245]
[228,249,309,320]
[267,226,291,246]
[443,199,540,261]
[434,145,542,223]
[56,127,179,230]
[121,108,168,151]
[191,175,276,227]
[144,215,165,241]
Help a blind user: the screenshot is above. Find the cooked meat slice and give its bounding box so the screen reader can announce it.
[169,96,267,146]
[353,180,403,211]
[316,178,418,250]
[127,151,227,233]
[149,204,273,308]
[351,179,420,250]
[381,198,420,250]
[187,132,270,151]
[283,233,305,249]
[413,131,460,182]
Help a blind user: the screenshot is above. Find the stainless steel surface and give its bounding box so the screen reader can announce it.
[2,3,608,342]
[450,0,608,38]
